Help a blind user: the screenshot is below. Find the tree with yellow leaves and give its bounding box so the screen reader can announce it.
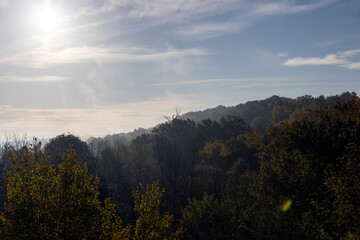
[133,182,182,240]
[0,140,130,240]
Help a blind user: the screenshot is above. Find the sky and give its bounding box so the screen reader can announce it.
[0,0,359,139]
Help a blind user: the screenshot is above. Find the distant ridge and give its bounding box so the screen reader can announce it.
[87,127,151,153]
[88,92,358,148]
[180,92,358,132]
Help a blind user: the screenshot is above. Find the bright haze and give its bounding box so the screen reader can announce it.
[0,0,359,139]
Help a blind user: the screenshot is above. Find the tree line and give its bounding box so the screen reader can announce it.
[0,93,359,239]
[181,91,358,131]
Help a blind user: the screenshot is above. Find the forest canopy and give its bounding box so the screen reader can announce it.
[0,92,359,239]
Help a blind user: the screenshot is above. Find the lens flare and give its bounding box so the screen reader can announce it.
[281,199,292,212]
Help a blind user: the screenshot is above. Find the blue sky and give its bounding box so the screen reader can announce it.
[0,0,359,138]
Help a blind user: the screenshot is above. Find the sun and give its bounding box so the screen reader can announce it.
[33,3,62,33]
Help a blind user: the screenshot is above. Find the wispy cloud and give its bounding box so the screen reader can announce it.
[176,21,242,39]
[283,55,346,66]
[152,77,313,87]
[283,49,360,70]
[250,0,335,16]
[86,0,335,20]
[235,81,321,89]
[81,0,239,20]
[153,78,234,87]
[0,0,338,64]
[346,62,360,70]
[175,0,336,39]
[56,0,336,40]
[315,34,360,47]
[0,75,69,83]
[0,45,211,68]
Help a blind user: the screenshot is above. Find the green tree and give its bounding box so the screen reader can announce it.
[0,140,130,240]
[133,182,182,240]
[44,134,93,166]
[250,98,360,239]
[181,194,237,240]
[325,142,360,239]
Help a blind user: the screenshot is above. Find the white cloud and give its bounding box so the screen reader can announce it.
[87,0,335,20]
[176,21,241,39]
[347,62,360,70]
[283,55,346,66]
[175,0,335,39]
[250,0,335,16]
[153,78,234,86]
[86,0,239,20]
[338,49,360,58]
[235,81,321,89]
[0,45,211,68]
[152,76,312,87]
[283,49,360,70]
[54,0,336,40]
[0,75,69,82]
[0,96,203,138]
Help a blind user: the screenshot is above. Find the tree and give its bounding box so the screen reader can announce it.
[44,134,93,166]
[133,182,182,240]
[0,140,130,240]
[249,98,360,239]
[325,142,360,239]
[181,194,237,240]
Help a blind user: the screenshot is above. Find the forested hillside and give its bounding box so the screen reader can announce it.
[89,92,358,148]
[1,93,360,239]
[181,91,358,131]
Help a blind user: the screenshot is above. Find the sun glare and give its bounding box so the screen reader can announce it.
[33,3,62,33]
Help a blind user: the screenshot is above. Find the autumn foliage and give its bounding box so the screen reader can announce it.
[0,142,180,240]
